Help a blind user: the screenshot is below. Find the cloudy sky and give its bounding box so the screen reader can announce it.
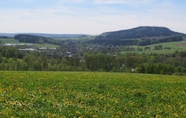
[0,0,186,34]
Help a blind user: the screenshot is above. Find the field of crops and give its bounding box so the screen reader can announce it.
[0,71,186,117]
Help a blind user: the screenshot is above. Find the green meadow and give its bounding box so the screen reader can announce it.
[0,38,18,43]
[0,71,186,117]
[122,41,186,54]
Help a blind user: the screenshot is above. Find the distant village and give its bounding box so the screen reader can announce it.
[2,42,180,60]
[3,43,56,51]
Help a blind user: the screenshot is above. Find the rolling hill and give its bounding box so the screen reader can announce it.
[97,26,185,39]
[13,34,62,45]
[91,26,186,46]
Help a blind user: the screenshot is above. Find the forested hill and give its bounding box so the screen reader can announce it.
[91,26,185,46]
[97,26,185,40]
[14,34,61,45]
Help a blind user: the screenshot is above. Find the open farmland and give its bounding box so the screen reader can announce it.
[121,41,186,54]
[0,72,186,117]
[0,38,18,43]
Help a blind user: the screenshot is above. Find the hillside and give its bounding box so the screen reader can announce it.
[14,34,61,45]
[91,26,185,46]
[98,26,184,39]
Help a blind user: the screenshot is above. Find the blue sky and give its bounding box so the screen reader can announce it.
[0,0,186,34]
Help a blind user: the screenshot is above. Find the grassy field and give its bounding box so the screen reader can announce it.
[122,41,186,54]
[0,38,18,43]
[0,72,186,117]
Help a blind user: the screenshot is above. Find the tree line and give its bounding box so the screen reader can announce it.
[1,45,186,75]
[138,36,183,46]
[91,36,183,46]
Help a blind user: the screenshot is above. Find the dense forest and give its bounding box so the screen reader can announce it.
[0,45,186,75]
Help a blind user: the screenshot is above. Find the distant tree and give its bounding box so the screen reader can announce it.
[138,64,146,73]
[154,45,163,50]
[33,61,42,71]
[179,51,186,58]
[0,52,2,63]
[37,39,44,44]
